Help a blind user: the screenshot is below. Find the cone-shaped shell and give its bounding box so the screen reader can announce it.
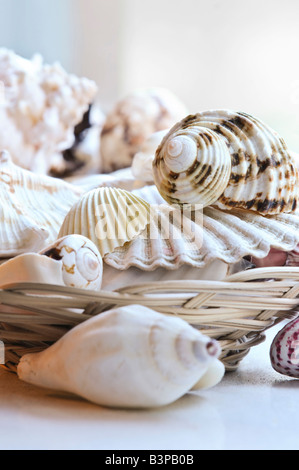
[153,110,299,215]
[17,305,221,408]
[58,187,151,257]
[0,151,83,257]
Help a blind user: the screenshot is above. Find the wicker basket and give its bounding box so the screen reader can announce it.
[1,266,299,373]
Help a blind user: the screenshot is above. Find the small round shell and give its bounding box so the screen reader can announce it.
[270,317,299,378]
[40,234,103,291]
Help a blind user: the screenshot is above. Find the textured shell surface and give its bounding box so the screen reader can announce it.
[104,185,299,271]
[0,151,83,257]
[58,187,151,257]
[40,234,103,290]
[0,253,64,288]
[270,317,299,378]
[17,305,221,408]
[100,87,188,173]
[153,110,299,215]
[0,48,97,174]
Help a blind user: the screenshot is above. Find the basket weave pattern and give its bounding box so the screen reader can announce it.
[1,266,299,373]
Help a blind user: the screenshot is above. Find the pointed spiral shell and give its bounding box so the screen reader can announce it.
[40,234,103,290]
[153,110,299,214]
[17,305,221,408]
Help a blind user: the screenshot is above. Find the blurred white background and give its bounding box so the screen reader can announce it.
[1,0,299,149]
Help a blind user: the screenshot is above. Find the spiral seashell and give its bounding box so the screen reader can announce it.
[58,187,151,257]
[17,305,221,408]
[270,317,299,378]
[40,235,103,291]
[153,110,299,215]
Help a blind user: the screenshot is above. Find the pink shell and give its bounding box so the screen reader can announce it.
[270,317,299,378]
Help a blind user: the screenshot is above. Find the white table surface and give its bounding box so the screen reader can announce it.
[0,322,298,451]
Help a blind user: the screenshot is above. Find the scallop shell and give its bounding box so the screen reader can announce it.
[0,151,83,257]
[270,317,299,378]
[100,87,187,172]
[0,48,97,174]
[153,110,299,215]
[58,187,151,257]
[17,305,221,408]
[104,185,299,271]
[40,235,103,290]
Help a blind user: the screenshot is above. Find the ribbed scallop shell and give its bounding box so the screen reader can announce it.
[153,110,299,215]
[58,187,151,257]
[104,185,299,271]
[0,151,83,257]
[270,317,299,378]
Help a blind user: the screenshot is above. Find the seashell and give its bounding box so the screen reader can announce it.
[58,187,151,257]
[104,185,299,271]
[0,151,83,257]
[0,48,97,174]
[0,253,65,288]
[100,87,188,173]
[66,167,147,193]
[54,104,105,178]
[40,235,103,290]
[17,305,222,408]
[191,358,225,391]
[270,317,299,378]
[153,110,299,215]
[131,129,169,183]
[101,260,230,292]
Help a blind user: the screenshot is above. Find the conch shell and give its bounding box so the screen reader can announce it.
[0,235,103,291]
[58,187,151,257]
[0,48,97,174]
[153,110,299,215]
[17,305,222,409]
[100,87,187,172]
[0,151,83,257]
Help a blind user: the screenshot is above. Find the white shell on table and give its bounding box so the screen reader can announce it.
[58,187,151,257]
[270,317,299,378]
[153,110,299,215]
[104,185,299,271]
[0,151,83,257]
[17,305,222,409]
[100,87,187,172]
[0,48,97,175]
[40,235,103,291]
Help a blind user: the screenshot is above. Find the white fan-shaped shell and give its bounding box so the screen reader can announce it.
[40,235,103,290]
[100,87,188,172]
[17,305,221,408]
[58,187,151,256]
[0,151,83,257]
[153,110,299,214]
[104,185,299,271]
